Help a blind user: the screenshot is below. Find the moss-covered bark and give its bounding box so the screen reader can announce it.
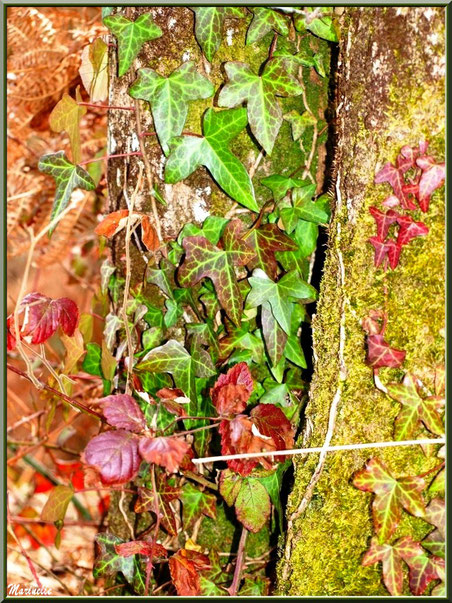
[277,7,445,596]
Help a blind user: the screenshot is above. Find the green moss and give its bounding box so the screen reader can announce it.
[277,8,445,596]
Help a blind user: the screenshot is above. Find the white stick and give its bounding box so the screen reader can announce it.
[192,437,445,465]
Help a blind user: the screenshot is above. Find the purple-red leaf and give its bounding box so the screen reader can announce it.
[374,162,406,205]
[99,394,146,433]
[417,161,445,212]
[84,430,140,485]
[396,536,441,595]
[17,292,79,345]
[138,436,190,473]
[366,334,406,368]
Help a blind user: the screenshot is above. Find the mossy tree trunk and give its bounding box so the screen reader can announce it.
[278,7,445,596]
[104,5,330,549]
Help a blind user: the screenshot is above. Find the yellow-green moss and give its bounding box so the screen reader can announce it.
[277,7,444,596]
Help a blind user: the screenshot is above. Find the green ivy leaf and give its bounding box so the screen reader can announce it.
[180,482,217,530]
[261,174,305,201]
[218,323,264,364]
[239,576,270,596]
[94,533,134,583]
[245,223,298,279]
[129,62,214,154]
[104,13,162,77]
[49,88,86,164]
[246,7,289,45]
[247,268,317,334]
[82,342,102,377]
[165,108,258,212]
[261,300,287,366]
[234,478,271,533]
[284,334,307,368]
[280,185,330,231]
[191,7,245,62]
[136,339,214,410]
[178,215,228,246]
[38,152,95,233]
[294,8,339,42]
[178,220,256,325]
[386,373,444,440]
[218,59,302,155]
[284,109,317,141]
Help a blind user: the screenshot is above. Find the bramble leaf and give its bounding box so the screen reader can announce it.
[366,334,406,369]
[49,88,86,164]
[191,7,244,62]
[180,482,217,529]
[246,7,289,45]
[41,485,73,523]
[247,268,317,334]
[138,436,190,473]
[79,37,109,103]
[218,59,302,155]
[353,458,426,543]
[219,469,243,506]
[129,62,214,154]
[250,403,294,452]
[178,220,256,325]
[104,13,162,77]
[386,373,444,440]
[84,430,141,485]
[235,478,271,533]
[38,152,95,231]
[245,223,298,279]
[99,394,146,433]
[166,108,257,211]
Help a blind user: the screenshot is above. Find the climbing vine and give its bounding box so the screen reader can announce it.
[6,5,445,598]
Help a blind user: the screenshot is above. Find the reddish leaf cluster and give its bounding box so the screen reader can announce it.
[7,292,79,350]
[369,141,444,270]
[211,364,295,475]
[83,394,191,483]
[168,548,211,596]
[95,209,160,251]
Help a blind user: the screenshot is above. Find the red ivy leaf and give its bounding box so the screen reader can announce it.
[94,209,134,237]
[396,536,441,595]
[250,403,294,451]
[374,162,406,205]
[99,394,146,433]
[362,537,404,596]
[83,430,140,485]
[382,195,400,208]
[138,436,190,473]
[353,458,426,543]
[245,223,298,279]
[211,362,253,416]
[396,215,429,247]
[115,540,167,559]
[366,334,406,368]
[169,548,211,596]
[416,161,445,212]
[367,236,392,268]
[12,292,79,346]
[369,207,399,239]
[141,215,160,251]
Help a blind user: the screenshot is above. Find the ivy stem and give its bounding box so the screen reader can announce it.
[77,102,134,111]
[417,461,445,479]
[78,151,142,166]
[228,526,248,596]
[6,363,104,421]
[182,470,218,492]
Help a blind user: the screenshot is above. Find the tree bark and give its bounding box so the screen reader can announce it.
[277,7,445,596]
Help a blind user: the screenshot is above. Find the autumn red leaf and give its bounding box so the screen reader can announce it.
[374,162,406,205]
[99,394,146,433]
[353,458,426,543]
[94,209,134,237]
[138,436,190,473]
[382,194,400,208]
[386,239,402,270]
[367,236,392,268]
[362,537,404,596]
[8,292,79,348]
[366,334,406,368]
[211,362,253,415]
[83,430,141,485]
[396,536,441,595]
[422,498,445,559]
[368,207,399,239]
[115,540,167,559]
[416,160,445,212]
[396,214,429,247]
[250,403,294,451]
[34,473,54,494]
[141,215,160,251]
[14,507,58,550]
[135,475,181,536]
[169,548,210,596]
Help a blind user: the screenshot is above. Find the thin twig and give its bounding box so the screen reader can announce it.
[119,490,135,540]
[228,526,248,596]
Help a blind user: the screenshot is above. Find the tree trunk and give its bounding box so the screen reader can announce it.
[277,7,445,596]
